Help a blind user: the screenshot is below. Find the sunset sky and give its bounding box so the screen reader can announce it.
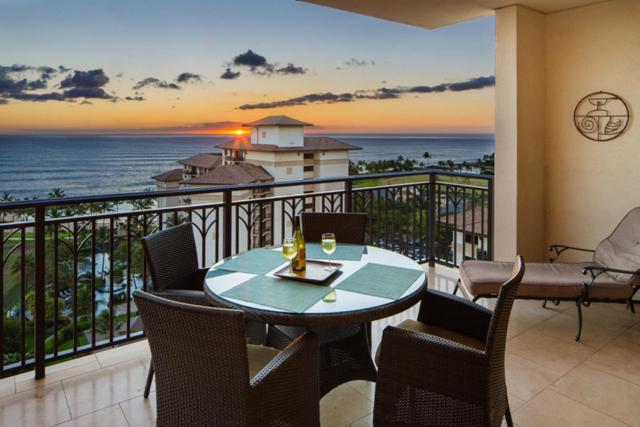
[0,0,496,134]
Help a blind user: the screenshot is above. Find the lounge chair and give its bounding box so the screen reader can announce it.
[457,207,640,340]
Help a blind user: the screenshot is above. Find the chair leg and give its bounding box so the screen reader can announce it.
[453,282,459,295]
[575,301,583,342]
[505,406,514,427]
[628,299,636,313]
[144,362,154,399]
[542,299,547,308]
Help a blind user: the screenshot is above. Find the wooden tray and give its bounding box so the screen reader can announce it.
[274,259,343,284]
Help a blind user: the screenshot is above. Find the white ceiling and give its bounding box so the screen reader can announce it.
[300,0,610,29]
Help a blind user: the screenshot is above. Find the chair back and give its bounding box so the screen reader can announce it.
[593,207,640,283]
[484,256,524,425]
[134,290,251,426]
[301,212,368,244]
[142,223,199,291]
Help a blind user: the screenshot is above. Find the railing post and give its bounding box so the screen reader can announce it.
[34,206,46,379]
[428,174,436,267]
[223,190,232,259]
[487,177,495,261]
[345,180,353,212]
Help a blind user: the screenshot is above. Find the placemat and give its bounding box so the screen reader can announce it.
[335,263,424,300]
[306,243,366,262]
[221,275,333,313]
[217,248,286,275]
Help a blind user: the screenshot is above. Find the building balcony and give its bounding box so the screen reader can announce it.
[0,170,637,426]
[0,264,637,426]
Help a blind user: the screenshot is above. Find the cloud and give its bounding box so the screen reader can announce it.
[125,96,145,101]
[220,68,241,80]
[233,49,271,71]
[132,77,180,90]
[238,75,495,110]
[226,50,307,78]
[337,58,375,70]
[0,64,141,103]
[60,69,109,89]
[276,63,307,75]
[0,98,8,105]
[176,72,203,84]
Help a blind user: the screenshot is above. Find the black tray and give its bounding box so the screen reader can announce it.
[274,259,342,284]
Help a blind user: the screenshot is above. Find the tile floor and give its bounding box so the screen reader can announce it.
[1,266,639,426]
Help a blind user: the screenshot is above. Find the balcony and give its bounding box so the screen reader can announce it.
[1,170,638,426]
[0,265,637,426]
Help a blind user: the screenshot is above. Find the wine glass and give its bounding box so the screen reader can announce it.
[282,238,297,274]
[321,233,337,270]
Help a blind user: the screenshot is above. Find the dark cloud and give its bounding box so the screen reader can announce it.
[239,92,354,110]
[226,50,306,78]
[220,68,241,80]
[0,99,8,105]
[176,72,203,84]
[132,77,180,90]
[233,49,271,71]
[276,63,307,75]
[0,64,136,104]
[63,87,113,99]
[238,75,495,110]
[60,69,109,89]
[125,96,145,101]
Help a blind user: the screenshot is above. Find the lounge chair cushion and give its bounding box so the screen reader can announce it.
[247,344,280,378]
[375,319,484,364]
[460,261,634,300]
[593,207,640,282]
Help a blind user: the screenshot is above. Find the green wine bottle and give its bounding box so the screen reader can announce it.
[292,216,306,272]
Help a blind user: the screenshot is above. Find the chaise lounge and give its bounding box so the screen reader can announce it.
[456,207,640,340]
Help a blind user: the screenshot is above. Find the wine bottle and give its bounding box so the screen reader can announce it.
[292,215,306,272]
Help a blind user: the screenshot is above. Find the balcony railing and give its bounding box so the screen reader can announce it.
[0,170,493,379]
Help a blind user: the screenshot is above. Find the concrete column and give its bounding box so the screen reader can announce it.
[494,5,546,262]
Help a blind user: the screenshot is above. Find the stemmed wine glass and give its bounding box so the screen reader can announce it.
[282,237,297,274]
[321,233,337,270]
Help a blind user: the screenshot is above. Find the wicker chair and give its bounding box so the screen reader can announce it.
[133,290,320,427]
[374,256,525,427]
[301,212,369,244]
[140,223,265,399]
[268,212,375,395]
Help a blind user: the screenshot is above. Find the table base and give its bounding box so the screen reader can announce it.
[266,323,378,397]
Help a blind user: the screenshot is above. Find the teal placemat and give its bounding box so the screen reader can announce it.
[217,248,286,275]
[336,263,424,300]
[306,243,366,262]
[221,276,333,313]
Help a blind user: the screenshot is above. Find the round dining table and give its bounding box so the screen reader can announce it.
[204,245,427,396]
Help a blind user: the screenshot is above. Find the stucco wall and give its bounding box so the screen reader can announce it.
[544,0,640,257]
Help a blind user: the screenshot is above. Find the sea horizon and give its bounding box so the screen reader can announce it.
[0,133,494,200]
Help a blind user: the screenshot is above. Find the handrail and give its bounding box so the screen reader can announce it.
[0,169,492,210]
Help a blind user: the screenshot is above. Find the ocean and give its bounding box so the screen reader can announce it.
[0,134,494,199]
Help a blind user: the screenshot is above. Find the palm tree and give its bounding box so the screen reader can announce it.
[422,152,432,166]
[48,188,66,199]
[0,192,15,222]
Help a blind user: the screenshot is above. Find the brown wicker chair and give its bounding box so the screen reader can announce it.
[374,256,524,427]
[301,212,369,244]
[140,223,265,399]
[133,290,320,427]
[268,212,376,395]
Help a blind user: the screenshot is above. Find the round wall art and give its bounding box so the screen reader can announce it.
[574,91,630,141]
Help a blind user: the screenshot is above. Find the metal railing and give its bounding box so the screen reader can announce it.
[0,169,493,379]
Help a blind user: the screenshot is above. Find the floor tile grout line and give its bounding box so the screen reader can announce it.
[59,380,73,424]
[347,382,374,403]
[346,411,373,427]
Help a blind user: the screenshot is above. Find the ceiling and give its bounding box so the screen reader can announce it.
[300,0,610,29]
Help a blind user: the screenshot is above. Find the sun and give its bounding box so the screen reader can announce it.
[234,129,247,136]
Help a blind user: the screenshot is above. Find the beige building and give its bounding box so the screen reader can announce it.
[152,115,360,254]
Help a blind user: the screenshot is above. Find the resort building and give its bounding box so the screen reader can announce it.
[152,115,360,250]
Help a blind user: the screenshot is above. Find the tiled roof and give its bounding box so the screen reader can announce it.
[151,168,183,182]
[181,162,273,186]
[216,136,361,152]
[177,153,222,169]
[242,115,313,127]
[440,206,489,234]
